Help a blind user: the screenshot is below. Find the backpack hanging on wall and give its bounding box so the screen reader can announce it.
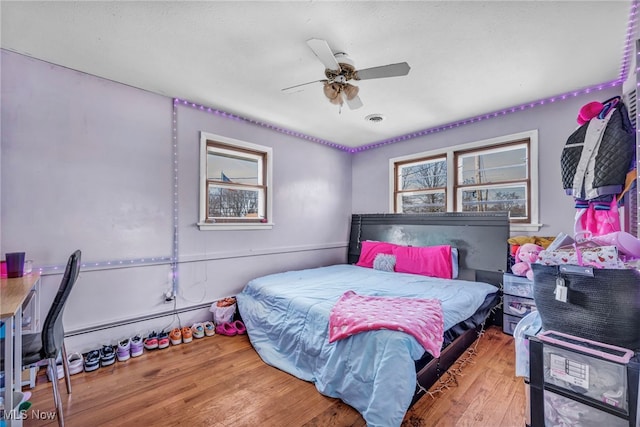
[560,96,635,201]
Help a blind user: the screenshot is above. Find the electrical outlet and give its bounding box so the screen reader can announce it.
[164,291,175,303]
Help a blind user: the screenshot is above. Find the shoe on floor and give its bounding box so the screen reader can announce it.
[169,328,182,345]
[191,323,205,339]
[67,352,84,375]
[144,331,159,350]
[47,363,64,381]
[117,338,131,362]
[181,326,193,343]
[157,331,170,349]
[130,335,144,357]
[84,350,100,372]
[100,345,116,367]
[203,321,216,337]
[215,322,236,336]
[233,320,247,335]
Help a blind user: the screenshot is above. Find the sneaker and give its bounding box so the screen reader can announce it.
[191,323,205,339]
[116,338,131,362]
[144,331,159,350]
[203,321,216,337]
[181,326,193,343]
[100,345,116,367]
[84,350,100,372]
[67,352,84,375]
[47,363,64,381]
[169,328,182,345]
[130,335,144,357]
[157,331,170,349]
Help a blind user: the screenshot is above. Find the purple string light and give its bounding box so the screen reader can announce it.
[174,2,638,154]
[173,98,351,151]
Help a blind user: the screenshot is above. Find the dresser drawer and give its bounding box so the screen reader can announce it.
[503,273,534,298]
[504,294,536,317]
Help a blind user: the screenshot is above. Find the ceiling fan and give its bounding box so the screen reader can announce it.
[282,38,411,110]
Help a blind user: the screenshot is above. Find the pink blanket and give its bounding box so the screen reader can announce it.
[328,291,445,358]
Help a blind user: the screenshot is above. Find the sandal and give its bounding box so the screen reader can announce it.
[233,320,246,335]
[215,322,237,336]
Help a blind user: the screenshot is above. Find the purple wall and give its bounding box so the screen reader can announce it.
[1,50,351,351]
[351,85,622,237]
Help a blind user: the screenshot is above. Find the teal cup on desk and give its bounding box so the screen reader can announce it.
[5,252,25,278]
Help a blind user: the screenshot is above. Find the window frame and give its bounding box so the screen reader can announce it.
[389,130,540,232]
[198,132,273,231]
[393,154,448,213]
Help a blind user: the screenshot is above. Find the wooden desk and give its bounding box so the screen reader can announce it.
[1,273,40,426]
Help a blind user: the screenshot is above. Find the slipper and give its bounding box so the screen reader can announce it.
[215,322,237,336]
[233,320,247,335]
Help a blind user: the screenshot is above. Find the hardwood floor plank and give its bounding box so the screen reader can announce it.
[22,326,525,426]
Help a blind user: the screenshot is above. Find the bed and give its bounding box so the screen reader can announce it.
[236,213,509,427]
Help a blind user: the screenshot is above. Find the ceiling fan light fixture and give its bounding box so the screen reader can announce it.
[343,84,359,100]
[365,114,385,123]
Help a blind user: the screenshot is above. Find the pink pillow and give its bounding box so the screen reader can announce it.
[356,241,400,268]
[393,245,453,279]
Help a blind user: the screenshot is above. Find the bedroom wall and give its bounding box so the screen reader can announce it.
[351,85,622,237]
[1,50,351,352]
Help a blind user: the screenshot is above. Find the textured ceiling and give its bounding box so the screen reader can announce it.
[1,1,635,148]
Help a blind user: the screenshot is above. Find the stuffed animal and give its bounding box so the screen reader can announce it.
[511,243,544,281]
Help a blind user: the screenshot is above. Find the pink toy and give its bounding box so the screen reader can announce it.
[511,243,544,281]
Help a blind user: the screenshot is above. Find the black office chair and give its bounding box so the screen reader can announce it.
[22,250,81,427]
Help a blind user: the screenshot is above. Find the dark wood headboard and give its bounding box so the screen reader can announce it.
[347,213,509,286]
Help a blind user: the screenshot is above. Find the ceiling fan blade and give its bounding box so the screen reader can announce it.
[355,62,411,80]
[281,79,327,93]
[345,95,363,110]
[307,38,341,71]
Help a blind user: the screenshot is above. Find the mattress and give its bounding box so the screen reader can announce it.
[236,264,499,427]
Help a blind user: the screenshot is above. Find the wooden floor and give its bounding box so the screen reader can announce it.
[22,325,526,426]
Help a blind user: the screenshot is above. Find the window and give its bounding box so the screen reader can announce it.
[198,132,273,230]
[394,156,447,213]
[391,131,539,232]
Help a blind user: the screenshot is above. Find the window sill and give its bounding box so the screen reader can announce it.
[510,223,543,232]
[197,222,274,231]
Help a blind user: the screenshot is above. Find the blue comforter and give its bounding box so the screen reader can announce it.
[236,264,497,426]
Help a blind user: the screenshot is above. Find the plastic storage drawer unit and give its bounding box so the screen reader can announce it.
[503,273,534,298]
[504,294,537,317]
[528,331,640,427]
[502,273,536,335]
[503,313,522,335]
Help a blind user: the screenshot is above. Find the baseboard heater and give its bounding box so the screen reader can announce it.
[65,302,212,337]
